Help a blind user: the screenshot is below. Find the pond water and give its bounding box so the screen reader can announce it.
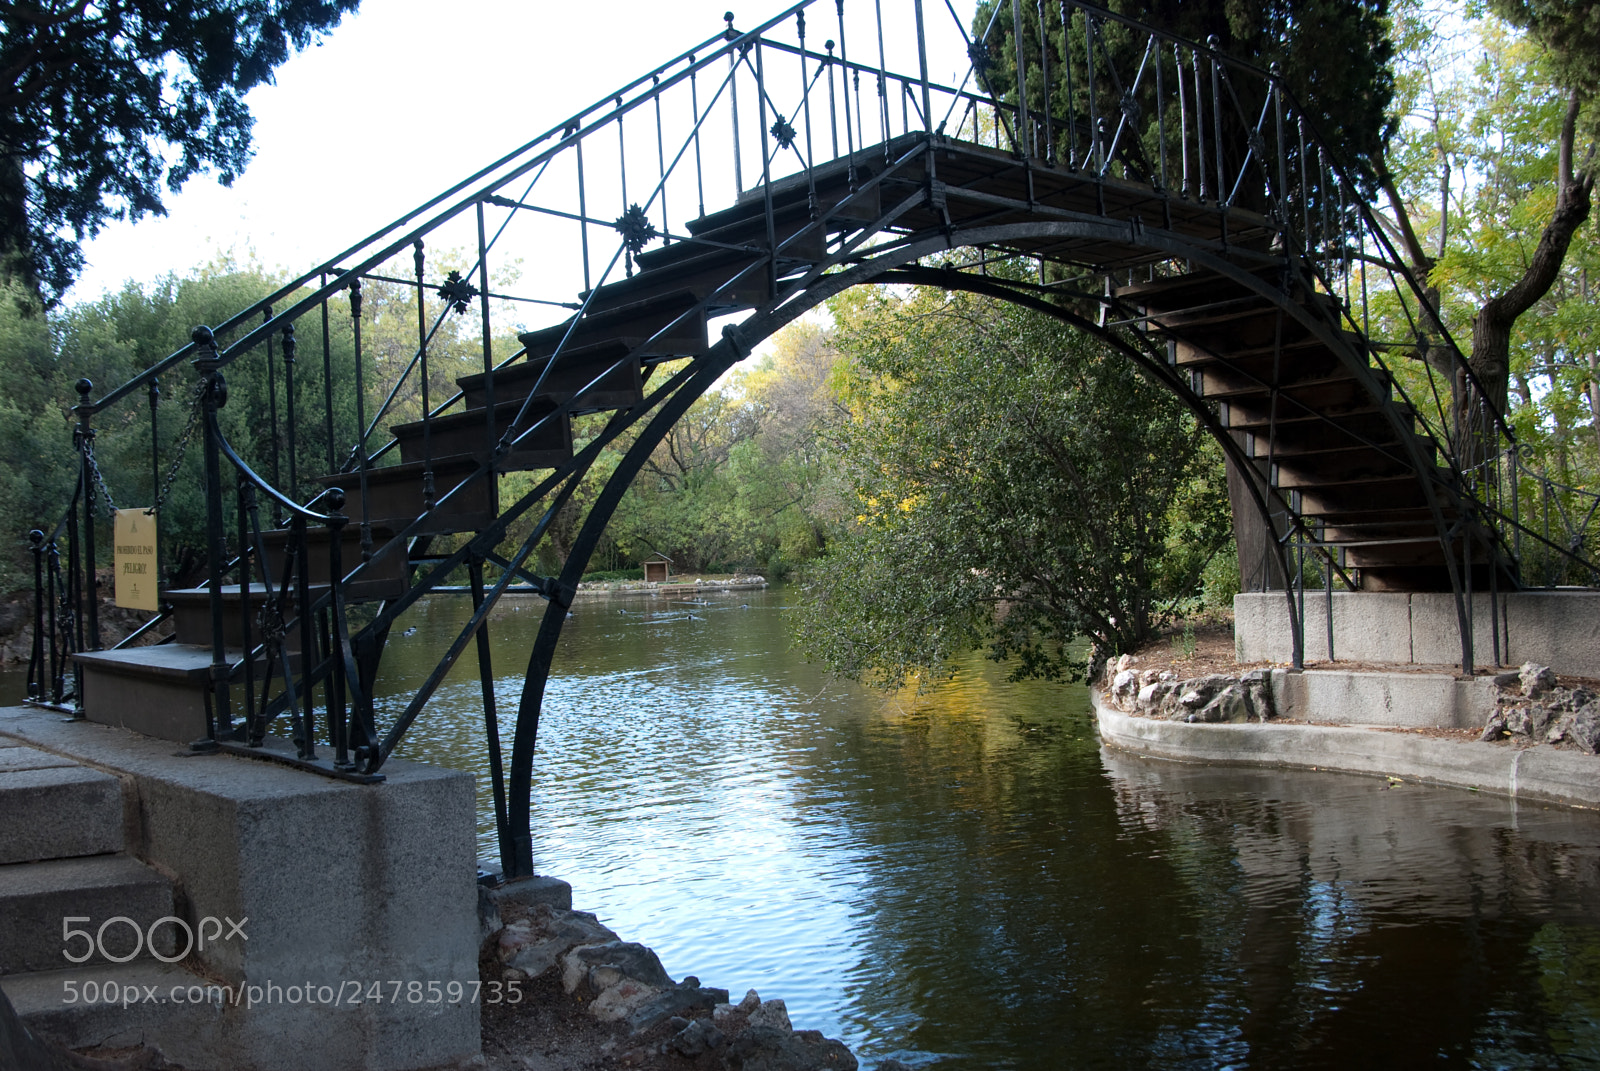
[378,585,1600,1069]
[7,587,1598,1067]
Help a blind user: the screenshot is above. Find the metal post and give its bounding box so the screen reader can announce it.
[413,240,434,509]
[729,13,744,195]
[873,0,889,154]
[915,0,932,137]
[73,379,101,652]
[1012,0,1030,157]
[469,556,512,872]
[191,326,229,748]
[320,275,335,474]
[349,281,371,560]
[281,323,298,498]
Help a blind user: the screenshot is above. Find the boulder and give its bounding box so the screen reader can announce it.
[1111,669,1139,706]
[561,940,673,994]
[1519,662,1556,698]
[1189,683,1249,724]
[496,905,619,979]
[626,983,729,1033]
[1569,705,1600,755]
[723,1025,859,1071]
[748,998,793,1032]
[1242,669,1276,722]
[669,1017,726,1057]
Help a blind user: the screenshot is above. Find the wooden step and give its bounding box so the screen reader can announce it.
[1294,475,1442,516]
[1218,378,1391,422]
[517,289,707,361]
[392,397,573,471]
[166,583,310,651]
[316,457,496,536]
[687,174,881,236]
[72,644,256,742]
[457,345,643,412]
[583,245,769,310]
[1189,354,1385,402]
[259,523,408,603]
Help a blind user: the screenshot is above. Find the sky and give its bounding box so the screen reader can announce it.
[68,0,808,303]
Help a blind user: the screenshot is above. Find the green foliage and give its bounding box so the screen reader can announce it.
[793,285,1232,690]
[972,0,1395,189]
[1377,0,1597,540]
[0,0,360,304]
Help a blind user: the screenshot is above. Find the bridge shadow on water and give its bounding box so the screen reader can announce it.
[380,586,1600,1070]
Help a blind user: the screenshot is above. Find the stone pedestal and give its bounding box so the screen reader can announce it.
[0,706,480,1071]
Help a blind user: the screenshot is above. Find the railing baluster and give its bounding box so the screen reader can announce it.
[282,323,298,500]
[1061,2,1074,167]
[691,56,707,216]
[193,326,230,747]
[349,281,371,561]
[799,10,818,210]
[729,13,744,196]
[73,379,100,653]
[28,530,44,701]
[1036,0,1052,162]
[838,0,861,184]
[826,40,840,158]
[320,276,335,474]
[413,240,434,510]
[1012,0,1030,157]
[874,0,889,155]
[264,307,281,522]
[654,74,670,241]
[574,127,592,293]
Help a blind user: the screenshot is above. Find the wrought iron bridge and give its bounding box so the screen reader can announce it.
[24,0,1599,878]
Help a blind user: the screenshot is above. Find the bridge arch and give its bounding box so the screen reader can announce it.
[498,214,1445,874]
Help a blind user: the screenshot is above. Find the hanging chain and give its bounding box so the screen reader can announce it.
[152,380,207,513]
[83,438,117,517]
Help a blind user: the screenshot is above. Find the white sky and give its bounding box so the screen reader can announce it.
[69,0,790,303]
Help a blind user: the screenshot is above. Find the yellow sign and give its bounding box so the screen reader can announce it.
[113,508,159,612]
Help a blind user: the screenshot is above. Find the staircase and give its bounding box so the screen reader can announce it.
[1114,268,1498,592]
[0,739,214,1055]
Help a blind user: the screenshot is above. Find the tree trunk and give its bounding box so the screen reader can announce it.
[1459,91,1595,466]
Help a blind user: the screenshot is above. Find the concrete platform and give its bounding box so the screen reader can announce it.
[1095,692,1600,810]
[0,705,481,1071]
[1236,589,1600,678]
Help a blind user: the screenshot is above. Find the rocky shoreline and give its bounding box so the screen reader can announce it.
[477,874,862,1070]
[1101,652,1600,755]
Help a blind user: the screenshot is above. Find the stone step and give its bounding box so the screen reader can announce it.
[0,855,174,973]
[1,961,223,1060]
[0,756,122,864]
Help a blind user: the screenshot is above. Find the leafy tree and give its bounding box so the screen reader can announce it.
[972,0,1396,192]
[794,284,1232,689]
[0,0,360,304]
[1377,0,1595,433]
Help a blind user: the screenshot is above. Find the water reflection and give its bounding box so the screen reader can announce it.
[376,586,1600,1068]
[4,587,1590,1065]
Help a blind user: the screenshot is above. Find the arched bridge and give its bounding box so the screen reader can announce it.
[29,0,1598,878]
